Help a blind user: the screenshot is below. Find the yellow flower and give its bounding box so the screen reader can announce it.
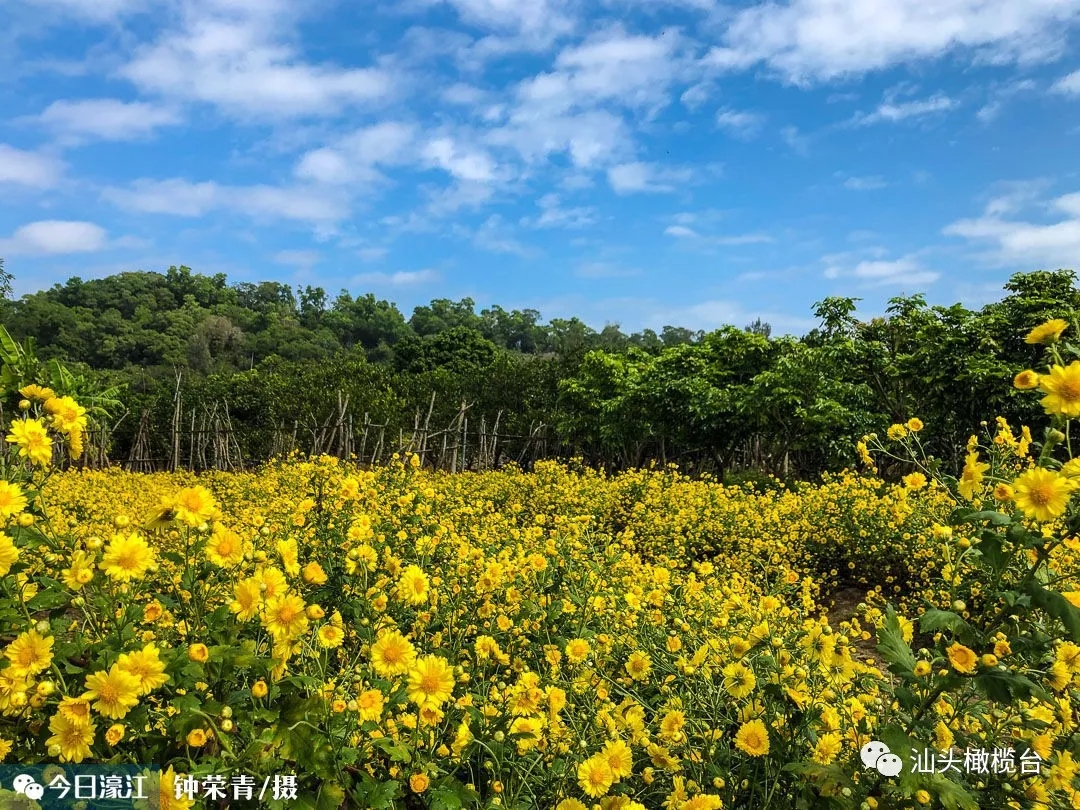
[317,625,345,649]
[45,396,87,435]
[993,483,1014,502]
[230,577,263,621]
[57,696,92,724]
[1013,467,1074,522]
[1014,370,1040,390]
[206,525,246,567]
[734,719,770,756]
[262,594,310,641]
[0,482,27,520]
[370,630,416,677]
[577,755,614,798]
[557,801,588,810]
[6,418,53,466]
[100,532,156,582]
[906,418,924,432]
[602,738,634,779]
[914,660,932,677]
[903,472,927,490]
[934,721,954,751]
[186,728,208,747]
[116,644,169,695]
[625,651,652,681]
[0,737,12,761]
[813,732,842,765]
[958,452,989,500]
[4,630,54,678]
[357,689,385,722]
[158,766,195,810]
[188,643,210,663]
[83,665,142,719]
[565,638,590,664]
[251,680,268,699]
[1039,361,1080,417]
[105,723,125,746]
[47,712,95,763]
[887,424,908,441]
[19,384,55,402]
[721,661,756,699]
[409,773,430,794]
[396,564,430,606]
[406,655,455,708]
[303,561,328,585]
[0,533,19,578]
[1025,318,1069,344]
[171,486,218,527]
[946,643,978,674]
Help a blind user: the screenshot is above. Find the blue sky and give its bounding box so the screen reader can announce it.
[2,0,1080,335]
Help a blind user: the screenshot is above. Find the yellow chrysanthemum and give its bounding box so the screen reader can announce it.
[262,594,309,641]
[4,630,54,678]
[1025,318,1069,344]
[0,533,18,578]
[0,482,27,520]
[1013,467,1074,522]
[116,644,169,695]
[734,719,770,756]
[170,486,218,527]
[6,418,53,466]
[577,755,614,798]
[370,630,416,677]
[947,643,978,674]
[396,564,430,606]
[47,712,95,763]
[100,532,156,581]
[958,451,989,500]
[206,524,246,567]
[1039,361,1080,418]
[82,665,142,719]
[1014,369,1040,390]
[406,655,455,708]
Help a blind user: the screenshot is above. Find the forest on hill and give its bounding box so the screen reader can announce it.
[3,263,1079,479]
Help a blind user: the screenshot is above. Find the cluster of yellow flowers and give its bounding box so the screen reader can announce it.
[0,318,1078,808]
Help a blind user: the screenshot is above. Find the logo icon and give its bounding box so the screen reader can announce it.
[12,773,45,800]
[860,741,903,777]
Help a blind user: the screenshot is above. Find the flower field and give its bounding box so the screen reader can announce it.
[2,323,1080,809]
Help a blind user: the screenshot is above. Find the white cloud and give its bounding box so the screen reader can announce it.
[474,214,538,256]
[976,78,1036,122]
[824,253,939,286]
[353,269,439,286]
[118,1,394,119]
[273,249,319,267]
[576,261,640,278]
[21,0,154,22]
[665,222,773,245]
[715,107,764,138]
[521,193,597,228]
[944,189,1080,267]
[0,144,65,188]
[854,94,955,125]
[608,162,692,194]
[1052,69,1080,95]
[422,137,498,182]
[843,175,887,190]
[706,0,1080,84]
[0,220,109,255]
[36,98,181,141]
[102,177,348,223]
[294,122,415,185]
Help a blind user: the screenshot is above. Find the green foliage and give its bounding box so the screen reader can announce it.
[5,265,1080,476]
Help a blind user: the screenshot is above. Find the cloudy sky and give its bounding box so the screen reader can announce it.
[2,0,1080,334]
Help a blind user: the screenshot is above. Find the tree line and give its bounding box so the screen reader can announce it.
[2,264,1077,480]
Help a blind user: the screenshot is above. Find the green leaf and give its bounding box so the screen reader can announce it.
[919,609,975,644]
[955,510,1011,526]
[876,606,916,676]
[1023,582,1080,642]
[314,782,345,810]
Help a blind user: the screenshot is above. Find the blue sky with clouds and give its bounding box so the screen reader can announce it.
[2,0,1080,335]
